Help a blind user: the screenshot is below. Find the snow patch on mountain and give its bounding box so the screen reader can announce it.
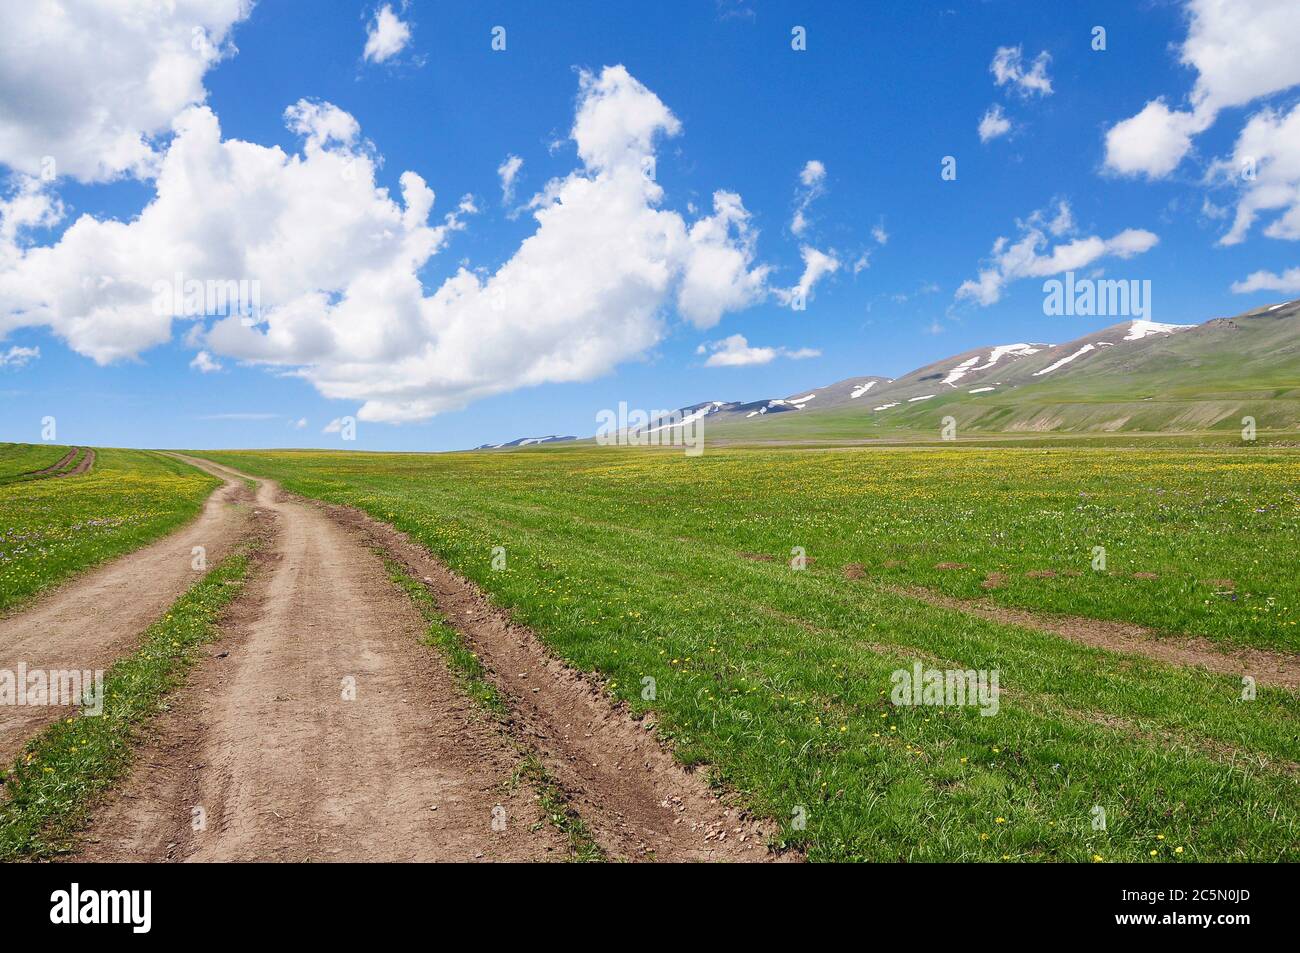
[1123,320,1193,341]
[942,356,981,387]
[1033,344,1094,376]
[975,343,1042,371]
[476,435,576,449]
[643,405,713,434]
[977,343,1045,371]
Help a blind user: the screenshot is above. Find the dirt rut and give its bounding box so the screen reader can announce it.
[82,458,779,862]
[60,448,96,477]
[19,446,94,480]
[896,585,1300,692]
[0,460,250,765]
[79,459,566,862]
[320,497,779,861]
[25,448,78,478]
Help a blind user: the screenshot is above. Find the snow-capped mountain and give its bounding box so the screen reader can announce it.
[475,302,1298,447]
[475,435,577,450]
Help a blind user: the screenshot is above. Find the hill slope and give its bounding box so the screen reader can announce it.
[478,298,1300,448]
[703,300,1300,442]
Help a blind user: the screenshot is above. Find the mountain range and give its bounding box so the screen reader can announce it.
[474,297,1300,448]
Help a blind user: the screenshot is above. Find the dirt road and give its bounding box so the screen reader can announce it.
[25,448,78,478]
[60,448,96,477]
[330,500,779,861]
[896,583,1300,691]
[0,462,250,766]
[78,458,774,861]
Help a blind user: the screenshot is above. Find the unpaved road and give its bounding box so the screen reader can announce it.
[331,502,778,861]
[896,583,1300,691]
[26,448,78,478]
[0,461,250,766]
[18,446,95,480]
[80,458,773,862]
[60,448,96,477]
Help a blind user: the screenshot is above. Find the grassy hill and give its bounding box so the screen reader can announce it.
[703,301,1300,444]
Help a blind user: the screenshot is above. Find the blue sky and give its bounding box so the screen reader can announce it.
[2,0,1299,451]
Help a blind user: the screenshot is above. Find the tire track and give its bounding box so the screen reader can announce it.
[20,448,78,479]
[889,583,1300,692]
[8,447,97,484]
[306,485,782,862]
[57,448,96,478]
[0,458,251,766]
[80,457,781,862]
[78,458,567,862]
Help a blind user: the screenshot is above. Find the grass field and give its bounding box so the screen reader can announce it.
[0,553,252,859]
[198,444,1300,862]
[0,443,75,486]
[0,448,218,616]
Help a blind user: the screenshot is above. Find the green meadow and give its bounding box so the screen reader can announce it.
[0,448,217,616]
[193,444,1300,862]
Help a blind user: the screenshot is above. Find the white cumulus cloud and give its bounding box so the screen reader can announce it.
[677,191,770,328]
[990,46,1053,98]
[978,104,1013,143]
[285,100,361,150]
[791,160,826,236]
[774,245,840,309]
[498,154,523,205]
[1104,0,1300,179]
[1231,267,1300,293]
[190,350,222,373]
[799,160,826,188]
[1104,99,1204,179]
[364,4,413,64]
[956,202,1158,306]
[0,100,472,365]
[696,334,819,367]
[1209,102,1300,245]
[0,177,63,269]
[0,0,251,183]
[0,344,38,369]
[0,65,771,423]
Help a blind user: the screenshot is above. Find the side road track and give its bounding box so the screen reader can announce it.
[23,447,95,480]
[0,459,248,766]
[75,457,778,862]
